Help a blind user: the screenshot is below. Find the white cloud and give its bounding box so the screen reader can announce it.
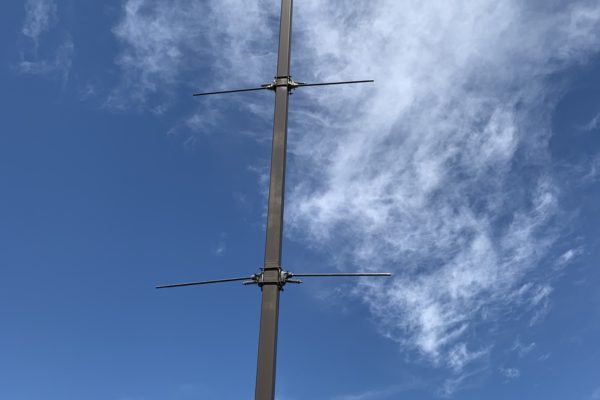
[17,37,74,80]
[499,367,521,380]
[22,0,57,45]
[582,153,600,183]
[538,353,551,362]
[110,0,600,379]
[511,339,536,357]
[556,247,584,267]
[212,233,227,256]
[447,344,488,372]
[583,113,600,131]
[18,0,73,80]
[110,0,277,109]
[285,0,600,371]
[438,372,469,398]
[590,386,600,400]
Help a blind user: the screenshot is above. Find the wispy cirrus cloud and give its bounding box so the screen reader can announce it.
[590,386,600,400]
[110,0,600,393]
[583,113,600,131]
[581,153,600,183]
[511,339,536,357]
[18,0,73,81]
[499,367,520,380]
[556,247,585,267]
[110,0,276,109]
[17,38,74,79]
[281,0,600,380]
[22,0,57,45]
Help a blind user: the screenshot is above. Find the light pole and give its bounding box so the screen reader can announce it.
[157,1,390,399]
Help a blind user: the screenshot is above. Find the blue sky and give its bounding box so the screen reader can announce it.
[1,0,600,399]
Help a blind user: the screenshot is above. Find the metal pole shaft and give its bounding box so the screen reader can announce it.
[255,1,293,399]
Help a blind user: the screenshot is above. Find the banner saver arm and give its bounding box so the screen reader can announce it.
[193,78,374,96]
[157,270,391,289]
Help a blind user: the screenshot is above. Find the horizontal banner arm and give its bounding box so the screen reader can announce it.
[193,87,268,97]
[294,79,374,88]
[193,79,374,96]
[156,276,255,289]
[289,272,391,278]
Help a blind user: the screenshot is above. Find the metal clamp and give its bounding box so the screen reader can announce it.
[242,268,303,289]
[261,76,305,92]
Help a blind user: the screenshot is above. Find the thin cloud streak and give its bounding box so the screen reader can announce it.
[511,339,536,357]
[583,113,600,131]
